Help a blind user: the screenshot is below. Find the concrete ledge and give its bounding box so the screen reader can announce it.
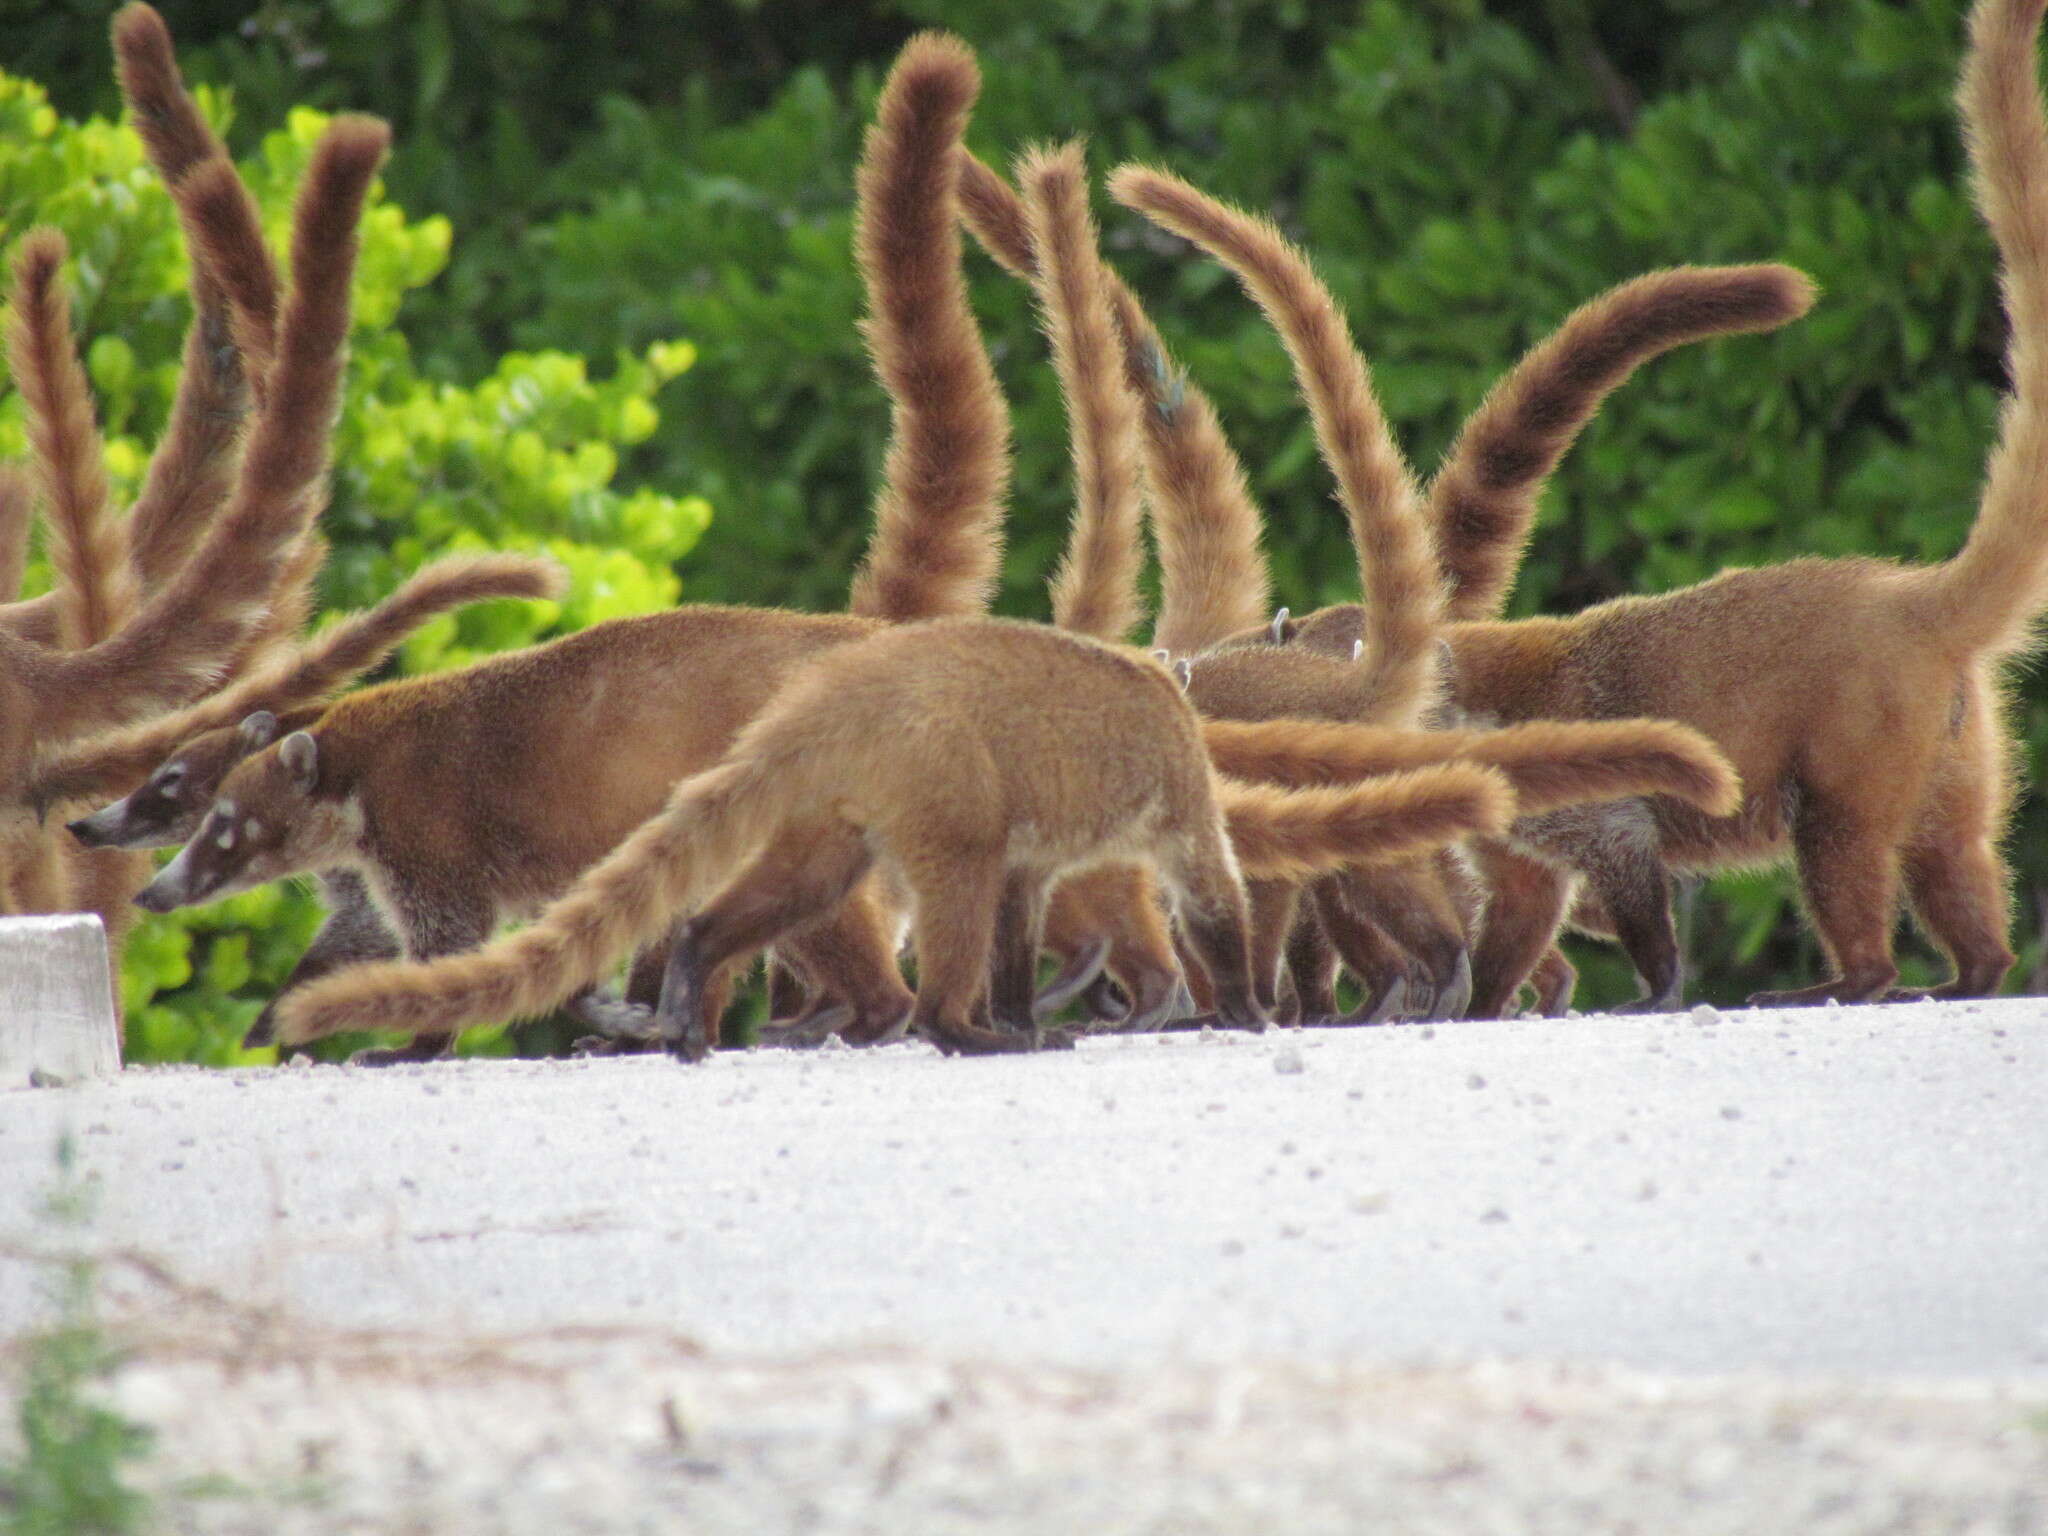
[0,913,119,1086]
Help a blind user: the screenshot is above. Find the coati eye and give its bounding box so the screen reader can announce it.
[154,765,186,799]
[215,822,236,851]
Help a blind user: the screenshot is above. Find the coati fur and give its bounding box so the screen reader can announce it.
[1209,0,2048,1011]
[260,618,1515,1056]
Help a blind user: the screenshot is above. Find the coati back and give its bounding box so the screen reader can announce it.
[263,618,1517,1057]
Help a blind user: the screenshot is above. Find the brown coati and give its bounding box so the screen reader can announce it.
[114,32,1006,1062]
[1109,163,1776,1017]
[1192,0,2048,1012]
[256,618,1516,1057]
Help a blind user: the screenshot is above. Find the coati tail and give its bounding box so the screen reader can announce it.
[1023,142,1146,643]
[0,468,30,603]
[1201,716,1741,817]
[845,33,1010,624]
[7,231,131,648]
[270,759,787,1043]
[958,149,1271,653]
[1430,264,1816,623]
[1111,165,1441,724]
[1217,765,1515,883]
[1923,0,2048,657]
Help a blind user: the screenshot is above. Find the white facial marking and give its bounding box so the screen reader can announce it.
[216,822,236,851]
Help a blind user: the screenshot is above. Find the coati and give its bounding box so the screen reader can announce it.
[257,618,1517,1057]
[1188,0,2048,1011]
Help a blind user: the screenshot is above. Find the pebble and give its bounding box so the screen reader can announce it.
[1273,1048,1305,1076]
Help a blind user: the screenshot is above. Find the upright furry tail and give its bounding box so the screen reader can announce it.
[271,758,791,1044]
[1112,166,1441,724]
[1921,0,2048,656]
[31,118,386,741]
[845,33,1010,624]
[29,553,564,810]
[1218,764,1515,882]
[1430,265,1816,623]
[1023,142,1146,642]
[114,2,280,582]
[958,150,1272,652]
[1202,716,1741,817]
[7,231,133,648]
[0,467,30,603]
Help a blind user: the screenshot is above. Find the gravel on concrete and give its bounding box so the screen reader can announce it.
[3,996,2046,1531]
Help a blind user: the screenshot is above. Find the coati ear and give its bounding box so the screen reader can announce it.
[1268,607,1291,643]
[237,710,281,750]
[1151,647,1172,665]
[279,731,319,794]
[1173,659,1193,690]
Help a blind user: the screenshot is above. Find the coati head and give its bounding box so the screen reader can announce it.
[67,711,287,852]
[131,728,358,913]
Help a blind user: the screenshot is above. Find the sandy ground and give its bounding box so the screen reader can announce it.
[3,997,2046,1530]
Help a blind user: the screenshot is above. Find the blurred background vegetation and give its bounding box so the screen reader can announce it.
[4,0,2038,1058]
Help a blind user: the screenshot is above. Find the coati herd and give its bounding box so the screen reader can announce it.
[12,0,2048,1065]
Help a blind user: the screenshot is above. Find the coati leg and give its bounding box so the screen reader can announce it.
[1466,840,1574,1019]
[901,851,1071,1056]
[1575,843,1686,1012]
[243,871,400,1048]
[1889,707,2017,1001]
[1306,889,1410,1025]
[1158,827,1264,1032]
[1334,864,1473,1021]
[766,960,809,1022]
[1524,944,1578,1017]
[1894,835,2017,999]
[1748,795,1908,1007]
[1244,877,1299,1016]
[347,883,496,1067]
[1039,867,1181,1028]
[566,928,697,1054]
[1032,935,1111,1022]
[654,823,887,1062]
[989,867,1054,1030]
[1281,907,1339,1023]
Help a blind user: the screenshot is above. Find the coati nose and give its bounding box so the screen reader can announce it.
[66,815,108,849]
[131,883,172,913]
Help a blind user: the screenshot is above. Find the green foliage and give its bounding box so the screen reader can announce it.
[0,1138,156,1536]
[0,76,709,1061]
